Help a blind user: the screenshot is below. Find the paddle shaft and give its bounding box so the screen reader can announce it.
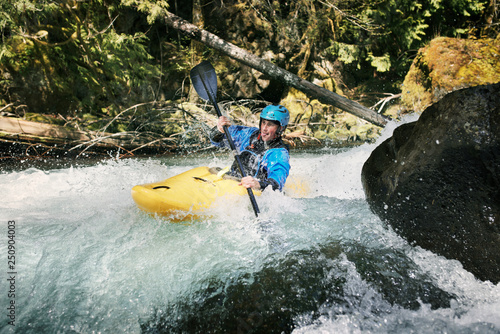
[194,64,260,216]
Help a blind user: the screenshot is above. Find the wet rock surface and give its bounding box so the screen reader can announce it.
[141,242,453,333]
[362,83,500,284]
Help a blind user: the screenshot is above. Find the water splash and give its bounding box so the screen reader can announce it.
[1,116,499,334]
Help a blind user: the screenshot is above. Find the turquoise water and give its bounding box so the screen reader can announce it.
[1,117,499,333]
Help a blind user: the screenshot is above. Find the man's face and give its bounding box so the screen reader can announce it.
[260,119,280,142]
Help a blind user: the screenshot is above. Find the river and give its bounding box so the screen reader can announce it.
[1,116,499,333]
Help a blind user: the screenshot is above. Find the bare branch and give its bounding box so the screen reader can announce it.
[164,11,388,127]
[371,93,402,113]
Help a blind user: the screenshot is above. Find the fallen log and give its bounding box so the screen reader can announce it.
[0,117,175,160]
[164,11,388,127]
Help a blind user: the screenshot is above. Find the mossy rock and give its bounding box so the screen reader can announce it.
[355,123,380,141]
[401,36,500,113]
[313,130,328,140]
[280,86,382,144]
[312,77,340,95]
[281,88,310,124]
[334,112,359,129]
[327,128,351,141]
[383,104,403,119]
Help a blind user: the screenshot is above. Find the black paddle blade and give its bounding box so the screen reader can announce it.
[190,60,260,217]
[190,61,218,102]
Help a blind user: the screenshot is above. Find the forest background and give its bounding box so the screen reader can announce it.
[0,0,498,156]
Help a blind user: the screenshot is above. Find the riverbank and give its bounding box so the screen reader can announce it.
[0,107,368,170]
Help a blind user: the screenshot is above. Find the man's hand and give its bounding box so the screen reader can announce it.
[239,176,261,190]
[217,116,231,133]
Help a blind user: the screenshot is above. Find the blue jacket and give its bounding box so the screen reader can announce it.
[211,125,290,191]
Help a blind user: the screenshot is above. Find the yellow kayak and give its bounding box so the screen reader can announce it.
[131,166,260,219]
[131,166,309,220]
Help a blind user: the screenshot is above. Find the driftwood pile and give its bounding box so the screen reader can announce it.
[0,117,176,162]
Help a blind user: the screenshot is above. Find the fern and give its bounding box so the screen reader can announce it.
[120,0,169,24]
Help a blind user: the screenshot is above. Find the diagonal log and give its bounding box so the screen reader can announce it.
[164,11,388,127]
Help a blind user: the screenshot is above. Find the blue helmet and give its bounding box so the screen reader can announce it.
[260,104,290,129]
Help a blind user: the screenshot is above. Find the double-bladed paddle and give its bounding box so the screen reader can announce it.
[190,61,260,217]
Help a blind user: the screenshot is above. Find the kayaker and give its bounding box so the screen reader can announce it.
[210,104,291,191]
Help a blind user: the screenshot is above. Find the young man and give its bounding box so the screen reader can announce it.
[210,104,291,191]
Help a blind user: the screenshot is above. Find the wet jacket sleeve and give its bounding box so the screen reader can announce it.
[259,148,290,191]
[209,126,224,143]
[210,125,259,151]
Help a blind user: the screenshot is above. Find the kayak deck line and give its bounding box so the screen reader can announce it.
[131,166,256,220]
[131,166,309,221]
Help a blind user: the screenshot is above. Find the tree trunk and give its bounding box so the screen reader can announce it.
[188,0,204,103]
[164,11,388,127]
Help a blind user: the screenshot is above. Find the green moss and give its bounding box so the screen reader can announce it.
[401,37,500,113]
[281,88,311,125]
[383,104,402,119]
[82,113,103,131]
[313,130,328,140]
[355,123,380,141]
[24,113,65,126]
[164,123,184,136]
[329,128,349,138]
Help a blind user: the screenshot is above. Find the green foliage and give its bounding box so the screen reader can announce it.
[0,0,165,121]
[367,52,392,72]
[323,0,487,77]
[0,0,495,142]
[329,42,360,66]
[226,0,489,80]
[120,0,169,24]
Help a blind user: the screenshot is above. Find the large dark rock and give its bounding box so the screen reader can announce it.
[362,83,500,284]
[142,242,453,333]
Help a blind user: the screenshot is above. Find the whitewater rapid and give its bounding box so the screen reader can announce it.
[1,115,499,333]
